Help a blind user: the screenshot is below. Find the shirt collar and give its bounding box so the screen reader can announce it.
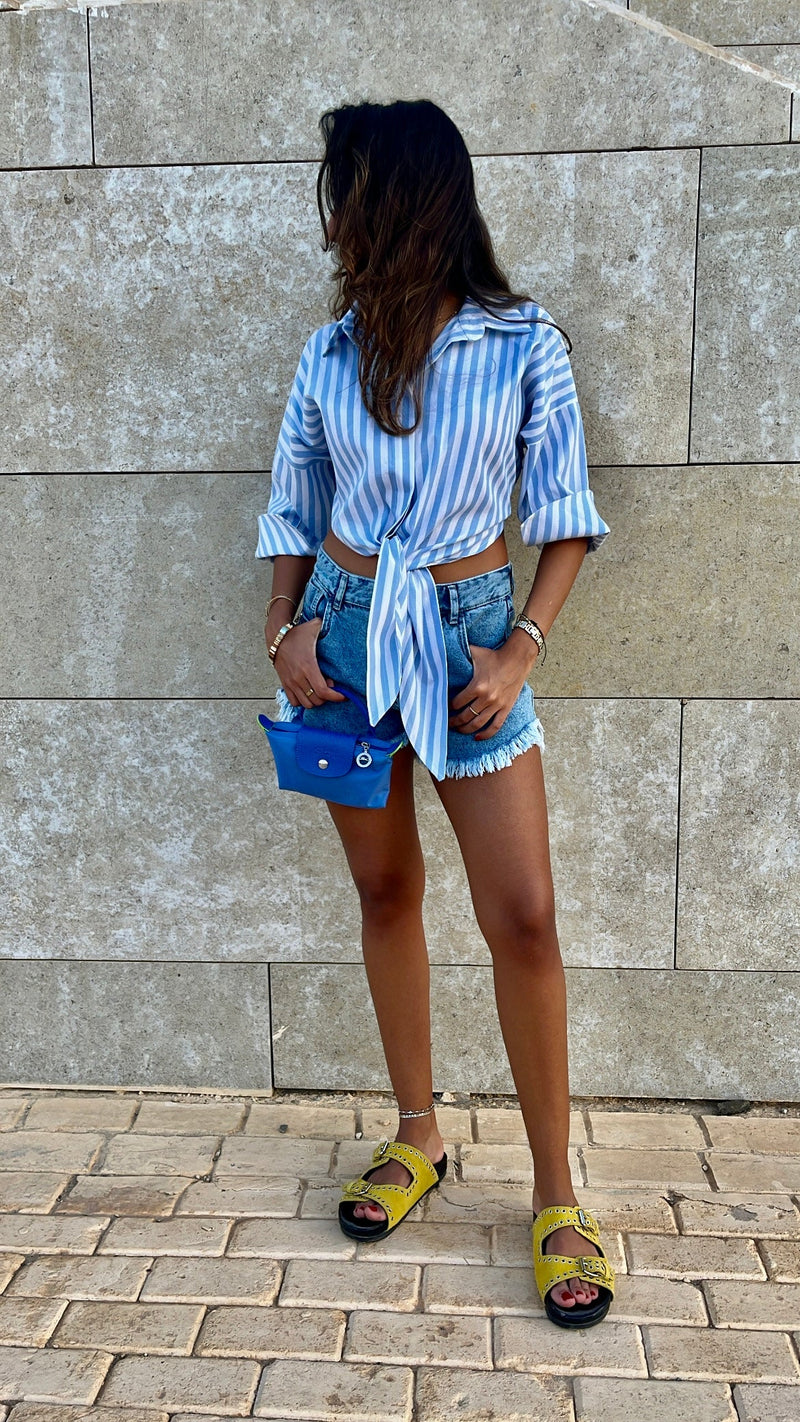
[321,295,530,356]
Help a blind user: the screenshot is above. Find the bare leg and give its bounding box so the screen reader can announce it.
[326,746,444,1222]
[432,744,600,1310]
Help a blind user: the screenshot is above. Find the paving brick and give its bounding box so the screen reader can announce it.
[97,1216,231,1256]
[100,1356,261,1413]
[582,1148,708,1188]
[344,1310,492,1368]
[588,1112,706,1150]
[56,1174,191,1217]
[414,1364,573,1421]
[0,1098,30,1130]
[761,1240,800,1281]
[0,1216,108,1254]
[298,1185,349,1220]
[195,1305,345,1361]
[253,1358,413,1420]
[7,1407,168,1422]
[101,1134,219,1178]
[0,1256,25,1291]
[132,1101,246,1135]
[0,1133,104,1173]
[140,1257,282,1305]
[424,1182,534,1225]
[733,1382,800,1420]
[580,1189,679,1234]
[708,1155,800,1192]
[333,1141,453,1183]
[355,1222,491,1266]
[23,1098,137,1133]
[214,1137,334,1179]
[360,1107,470,1142]
[5,1254,149,1301]
[422,1263,539,1316]
[0,1297,67,1347]
[50,1300,203,1354]
[247,1104,356,1139]
[176,1176,302,1218]
[473,1109,586,1146]
[228,1217,355,1260]
[0,1174,67,1213]
[627,1231,766,1279]
[278,1259,420,1312]
[676,1193,800,1238]
[0,1345,113,1403]
[494,1315,647,1376]
[703,1279,800,1330]
[574,1376,736,1421]
[490,1222,626,1273]
[701,1116,800,1154]
[644,1324,799,1382]
[609,1274,708,1323]
[459,1144,581,1187]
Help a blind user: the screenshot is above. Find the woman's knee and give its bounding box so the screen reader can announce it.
[477,893,560,965]
[352,858,426,919]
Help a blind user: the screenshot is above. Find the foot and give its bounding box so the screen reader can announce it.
[532,1187,602,1311]
[351,1123,445,1225]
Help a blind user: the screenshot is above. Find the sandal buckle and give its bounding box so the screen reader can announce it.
[579,1255,606,1278]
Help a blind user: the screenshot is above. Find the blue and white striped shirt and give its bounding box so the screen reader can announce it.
[256,296,610,780]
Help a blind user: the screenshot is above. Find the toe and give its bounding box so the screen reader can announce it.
[550,1282,576,1308]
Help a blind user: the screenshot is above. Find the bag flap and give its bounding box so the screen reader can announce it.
[296,727,357,777]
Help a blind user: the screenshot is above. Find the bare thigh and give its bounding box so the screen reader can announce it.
[431,744,557,948]
[324,744,425,909]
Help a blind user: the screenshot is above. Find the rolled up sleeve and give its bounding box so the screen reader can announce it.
[255,338,336,561]
[517,326,610,553]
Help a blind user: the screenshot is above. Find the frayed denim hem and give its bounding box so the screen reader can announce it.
[443,716,546,780]
[274,685,303,722]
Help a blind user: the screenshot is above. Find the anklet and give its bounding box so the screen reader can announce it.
[398,1102,435,1118]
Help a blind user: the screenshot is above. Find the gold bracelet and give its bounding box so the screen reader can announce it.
[267,622,294,663]
[513,614,547,664]
[265,593,298,620]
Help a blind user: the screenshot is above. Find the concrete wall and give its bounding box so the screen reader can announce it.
[1,0,799,1099]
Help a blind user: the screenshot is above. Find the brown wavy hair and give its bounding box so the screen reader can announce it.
[316,99,570,437]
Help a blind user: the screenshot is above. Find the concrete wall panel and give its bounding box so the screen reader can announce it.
[87,0,792,166]
[631,2,800,46]
[0,960,272,1090]
[691,144,800,463]
[677,700,800,971]
[0,152,699,473]
[516,464,800,698]
[0,474,271,698]
[271,963,800,1100]
[0,10,91,167]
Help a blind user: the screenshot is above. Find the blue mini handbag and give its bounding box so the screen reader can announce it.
[257,684,408,809]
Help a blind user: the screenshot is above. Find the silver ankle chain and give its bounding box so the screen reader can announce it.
[397,1102,435,1119]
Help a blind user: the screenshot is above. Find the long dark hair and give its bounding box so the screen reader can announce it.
[316,99,569,437]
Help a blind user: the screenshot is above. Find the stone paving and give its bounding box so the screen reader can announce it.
[0,1088,798,1420]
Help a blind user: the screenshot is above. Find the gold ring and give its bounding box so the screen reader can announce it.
[306,687,315,697]
[469,705,479,718]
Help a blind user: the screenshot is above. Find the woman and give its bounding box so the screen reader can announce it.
[257,100,614,1329]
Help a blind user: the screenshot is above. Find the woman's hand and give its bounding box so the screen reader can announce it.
[449,634,538,740]
[268,618,347,710]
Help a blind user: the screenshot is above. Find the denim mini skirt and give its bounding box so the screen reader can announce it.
[275,545,545,780]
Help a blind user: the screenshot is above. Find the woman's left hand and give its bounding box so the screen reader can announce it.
[449,636,537,740]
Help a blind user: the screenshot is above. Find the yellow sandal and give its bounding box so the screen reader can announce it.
[532,1205,615,1328]
[338,1138,448,1241]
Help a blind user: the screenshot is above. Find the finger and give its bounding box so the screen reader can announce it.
[473,709,509,740]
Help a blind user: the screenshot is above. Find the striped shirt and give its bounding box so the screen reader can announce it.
[256,296,610,780]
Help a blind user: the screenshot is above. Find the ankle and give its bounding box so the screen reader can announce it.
[395,1114,443,1156]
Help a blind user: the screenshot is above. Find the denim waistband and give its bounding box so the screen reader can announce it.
[311,543,514,617]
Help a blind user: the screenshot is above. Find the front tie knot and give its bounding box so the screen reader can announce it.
[366,535,450,780]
